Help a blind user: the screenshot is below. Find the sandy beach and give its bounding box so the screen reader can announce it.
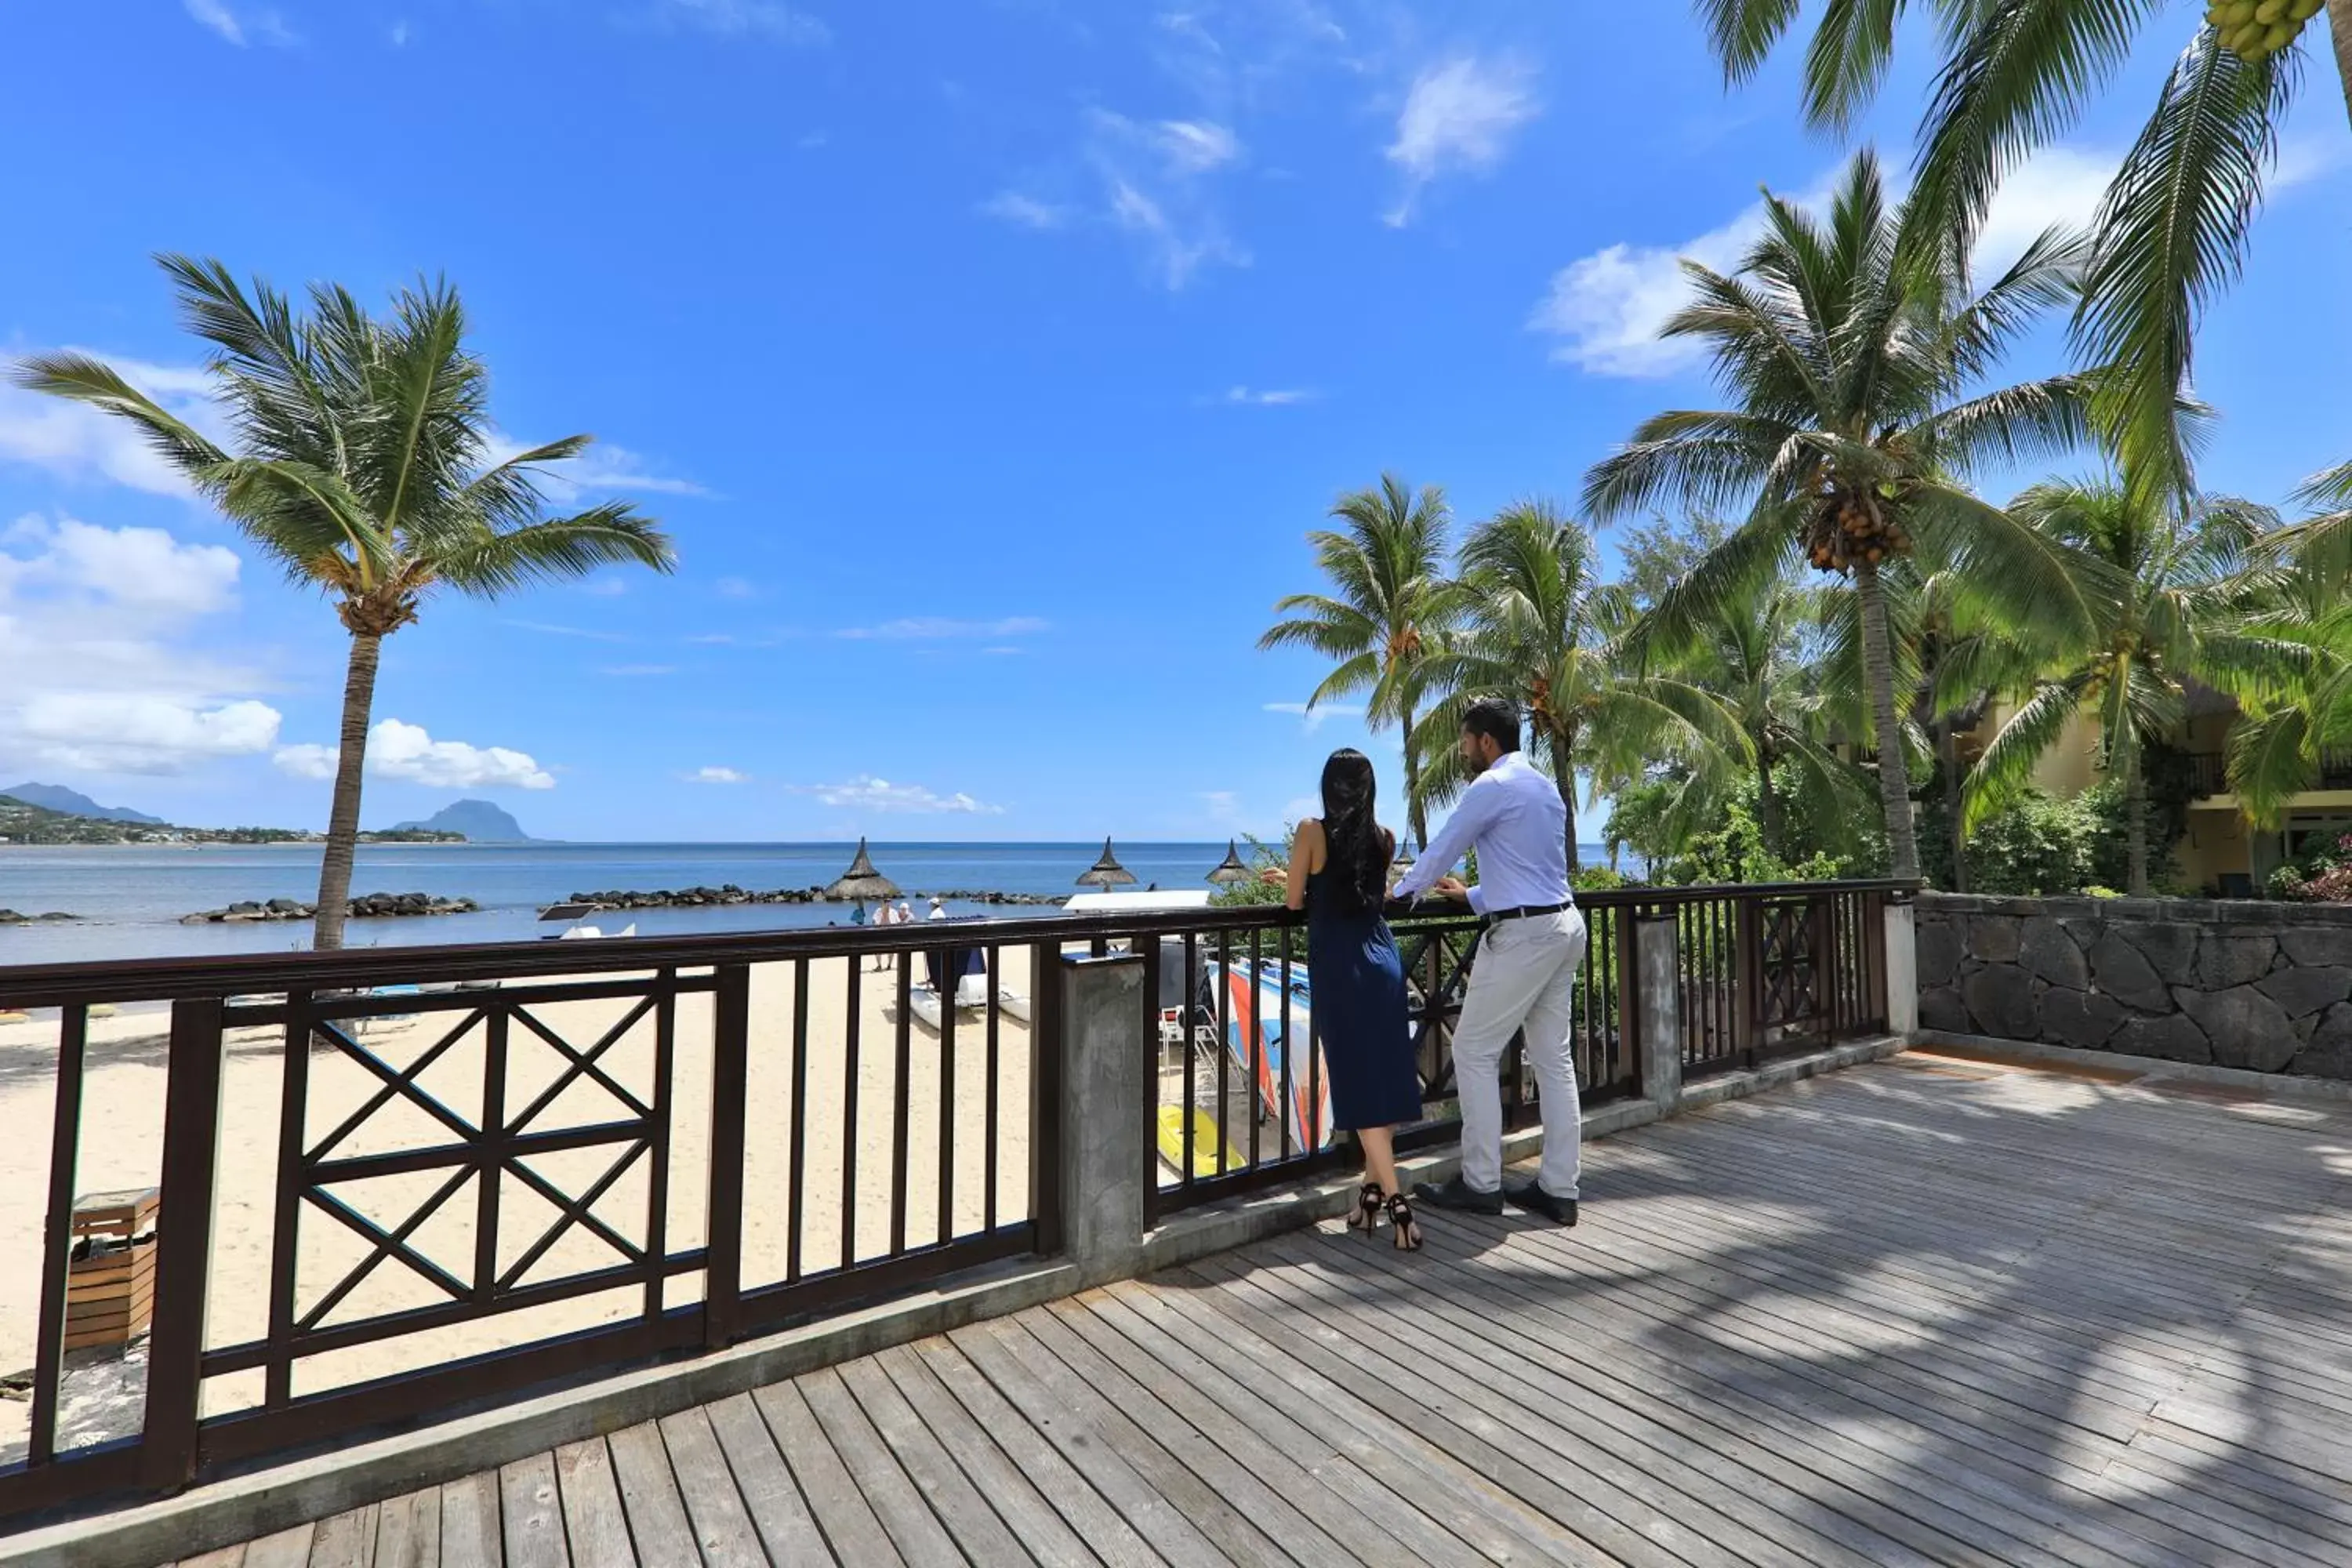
[0,948,1040,1461]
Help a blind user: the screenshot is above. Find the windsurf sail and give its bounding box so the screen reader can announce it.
[1213,959,1334,1152]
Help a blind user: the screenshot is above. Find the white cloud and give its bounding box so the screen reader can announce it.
[649,0,829,44]
[2,516,241,615]
[685,766,750,784]
[798,776,1004,815]
[0,352,225,497]
[481,434,710,502]
[183,0,295,45]
[1265,700,1367,734]
[505,619,632,642]
[836,615,1047,641]
[274,720,556,789]
[1084,109,1250,289]
[581,578,630,598]
[19,696,281,775]
[1385,56,1540,227]
[1221,386,1314,407]
[1155,120,1241,173]
[1531,147,2123,379]
[980,192,1073,230]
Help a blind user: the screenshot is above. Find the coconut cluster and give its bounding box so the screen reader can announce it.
[1806,486,1910,575]
[2206,0,2325,62]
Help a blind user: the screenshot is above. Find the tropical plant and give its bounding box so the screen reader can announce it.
[1410,500,1740,872]
[2213,462,2352,825]
[1258,474,1456,848]
[1965,479,2290,895]
[1584,150,2114,884]
[1696,1,2350,503]
[11,257,677,948]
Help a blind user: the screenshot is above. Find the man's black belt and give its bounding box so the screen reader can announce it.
[1483,902,1572,924]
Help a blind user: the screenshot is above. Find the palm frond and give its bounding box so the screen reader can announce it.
[433,505,677,596]
[7,352,230,479]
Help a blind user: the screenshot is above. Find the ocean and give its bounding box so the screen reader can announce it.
[0,840,1628,965]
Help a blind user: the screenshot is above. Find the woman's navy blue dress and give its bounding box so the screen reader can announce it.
[1307,855,1425,1131]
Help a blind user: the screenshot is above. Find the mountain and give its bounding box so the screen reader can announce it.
[387,800,535,842]
[1,783,164,825]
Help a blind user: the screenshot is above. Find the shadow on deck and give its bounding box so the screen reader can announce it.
[163,1053,2352,1566]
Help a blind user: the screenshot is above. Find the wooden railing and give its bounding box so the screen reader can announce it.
[0,881,1904,1526]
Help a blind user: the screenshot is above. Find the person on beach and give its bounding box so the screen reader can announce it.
[927,896,946,922]
[1280,748,1426,1250]
[1392,698,1586,1227]
[869,898,895,972]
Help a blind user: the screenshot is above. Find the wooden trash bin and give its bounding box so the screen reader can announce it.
[64,1188,158,1352]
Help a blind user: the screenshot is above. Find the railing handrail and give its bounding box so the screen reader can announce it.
[0,878,1920,1007]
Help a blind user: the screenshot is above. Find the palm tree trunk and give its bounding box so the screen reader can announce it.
[1852,558,1921,882]
[312,633,383,951]
[2126,753,2151,898]
[1400,698,1428,851]
[1554,724,1581,875]
[1937,719,1969,894]
[2329,1,2352,131]
[1754,742,1784,859]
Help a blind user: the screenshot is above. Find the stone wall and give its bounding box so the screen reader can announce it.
[1916,892,2352,1076]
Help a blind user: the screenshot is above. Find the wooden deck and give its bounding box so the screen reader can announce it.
[163,1051,2352,1566]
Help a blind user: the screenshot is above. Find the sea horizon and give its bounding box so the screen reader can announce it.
[0,838,1637,964]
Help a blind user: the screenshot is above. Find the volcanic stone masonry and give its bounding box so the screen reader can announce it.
[1915,892,2352,1078]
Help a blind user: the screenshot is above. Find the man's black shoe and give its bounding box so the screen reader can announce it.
[1505,1181,1579,1226]
[1413,1177,1504,1215]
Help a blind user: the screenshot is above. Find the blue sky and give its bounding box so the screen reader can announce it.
[1,1,2347,844]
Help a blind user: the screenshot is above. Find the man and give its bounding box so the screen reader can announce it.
[1392,698,1587,1225]
[927,895,947,922]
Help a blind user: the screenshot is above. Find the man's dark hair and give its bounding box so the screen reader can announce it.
[1461,698,1521,753]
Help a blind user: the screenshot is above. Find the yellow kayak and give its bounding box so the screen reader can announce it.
[1158,1105,1239,1179]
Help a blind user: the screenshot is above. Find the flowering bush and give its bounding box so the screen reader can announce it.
[2271,833,2352,904]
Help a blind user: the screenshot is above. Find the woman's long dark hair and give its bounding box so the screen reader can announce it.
[1318,749,1390,916]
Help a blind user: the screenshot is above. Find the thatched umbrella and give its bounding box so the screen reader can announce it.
[1388,835,1416,889]
[1206,840,1253,887]
[825,837,901,902]
[1076,837,1137,889]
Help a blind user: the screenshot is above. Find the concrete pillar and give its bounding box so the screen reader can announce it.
[1885,900,1918,1038]
[1057,953,1149,1288]
[1635,913,1682,1112]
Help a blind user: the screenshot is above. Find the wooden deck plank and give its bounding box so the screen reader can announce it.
[793,1367,962,1567]
[1100,1281,1596,1568]
[704,1391,836,1566]
[438,1473,504,1568]
[604,1423,701,1568]
[307,1508,379,1568]
[1050,1292,1490,1568]
[659,1405,779,1568]
[240,1528,315,1568]
[753,1377,906,1566]
[499,1453,570,1568]
[176,1552,248,1568]
[946,1318,1253,1568]
[870,1344,1105,1568]
[836,1356,1033,1565]
[374,1490,443,1568]
[906,1337,1170,1568]
[551,1440,634,1568]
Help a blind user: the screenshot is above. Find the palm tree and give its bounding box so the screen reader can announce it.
[1966,479,2286,895]
[1410,501,1739,872]
[2215,458,2352,825]
[11,257,677,948]
[1258,474,1455,848]
[1697,2,2345,504]
[1584,151,2114,884]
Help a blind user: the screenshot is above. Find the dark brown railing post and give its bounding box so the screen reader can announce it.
[28,1004,89,1468]
[141,996,227,1491]
[1809,890,1835,1045]
[704,964,750,1351]
[1028,940,1066,1258]
[1138,935,1163,1227]
[1733,894,1763,1065]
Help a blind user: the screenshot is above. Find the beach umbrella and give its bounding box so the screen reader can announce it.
[1388,836,1415,888]
[826,837,902,902]
[1206,840,1252,887]
[1076,837,1137,889]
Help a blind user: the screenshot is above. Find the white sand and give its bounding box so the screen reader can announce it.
[0,949,1037,1461]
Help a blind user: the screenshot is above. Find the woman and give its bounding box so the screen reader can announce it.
[1283,749,1425,1250]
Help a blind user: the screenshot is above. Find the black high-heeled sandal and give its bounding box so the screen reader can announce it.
[1345,1182,1383,1236]
[1386,1192,1423,1252]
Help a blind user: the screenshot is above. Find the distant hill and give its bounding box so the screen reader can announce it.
[389,800,535,842]
[2,783,163,825]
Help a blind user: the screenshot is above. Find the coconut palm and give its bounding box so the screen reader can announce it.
[1697,1,2343,504]
[1584,150,2115,884]
[1966,479,2288,895]
[1410,500,1740,872]
[10,257,677,948]
[1258,474,1456,848]
[2216,458,2352,825]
